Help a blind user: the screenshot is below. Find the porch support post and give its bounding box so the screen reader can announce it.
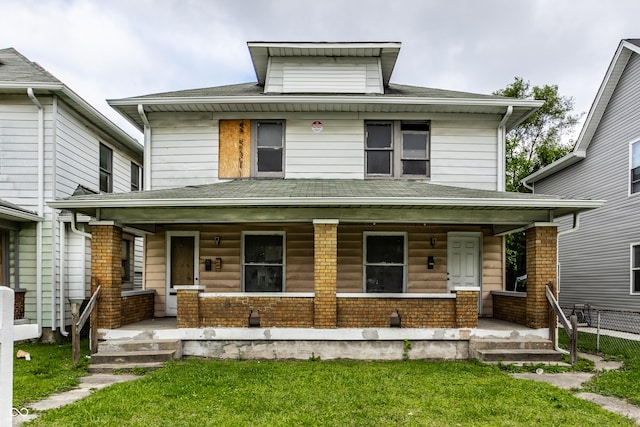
[176,286,203,328]
[525,224,558,329]
[313,219,338,328]
[454,289,478,328]
[90,221,123,330]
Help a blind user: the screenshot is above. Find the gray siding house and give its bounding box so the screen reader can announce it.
[0,48,144,340]
[524,39,640,312]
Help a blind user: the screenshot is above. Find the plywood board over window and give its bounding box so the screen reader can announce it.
[219,120,251,178]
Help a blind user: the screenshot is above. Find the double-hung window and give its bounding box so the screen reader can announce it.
[99,143,113,193]
[131,162,142,191]
[243,232,285,292]
[632,244,640,294]
[365,121,430,178]
[631,141,640,194]
[364,232,406,293]
[254,121,285,177]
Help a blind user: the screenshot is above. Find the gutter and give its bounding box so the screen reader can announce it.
[522,151,587,191]
[27,88,43,338]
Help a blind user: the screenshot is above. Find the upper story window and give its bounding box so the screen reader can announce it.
[253,121,285,177]
[631,141,640,194]
[365,121,430,178]
[632,244,640,294]
[99,143,112,193]
[243,232,285,292]
[131,162,142,191]
[364,232,406,293]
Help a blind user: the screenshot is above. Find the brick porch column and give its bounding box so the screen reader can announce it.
[454,289,478,328]
[90,221,123,330]
[313,219,338,328]
[176,286,203,328]
[525,224,558,329]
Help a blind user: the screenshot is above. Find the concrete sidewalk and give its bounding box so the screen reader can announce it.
[511,353,640,425]
[12,373,141,426]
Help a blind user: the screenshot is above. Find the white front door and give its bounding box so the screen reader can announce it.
[166,231,199,316]
[447,232,482,312]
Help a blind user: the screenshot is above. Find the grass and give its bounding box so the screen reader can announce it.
[13,340,90,408]
[560,331,640,406]
[23,358,634,426]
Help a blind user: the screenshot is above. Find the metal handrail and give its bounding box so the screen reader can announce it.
[546,285,578,365]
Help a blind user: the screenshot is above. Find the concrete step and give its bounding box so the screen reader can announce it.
[472,348,565,362]
[98,339,182,354]
[91,349,178,365]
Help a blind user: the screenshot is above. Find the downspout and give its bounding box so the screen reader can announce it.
[58,218,67,336]
[497,106,513,192]
[27,88,43,338]
[521,179,534,192]
[71,212,92,239]
[138,104,151,190]
[70,213,92,319]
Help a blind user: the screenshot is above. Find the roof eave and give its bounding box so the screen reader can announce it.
[522,151,586,185]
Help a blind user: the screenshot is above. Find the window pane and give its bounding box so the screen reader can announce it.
[245,265,283,292]
[401,122,429,132]
[633,246,640,268]
[257,123,283,147]
[245,235,283,264]
[632,141,640,169]
[366,266,404,292]
[99,170,111,192]
[403,160,427,175]
[403,134,427,158]
[366,124,392,149]
[634,181,640,194]
[100,144,112,170]
[131,163,140,191]
[257,148,283,172]
[366,151,391,175]
[367,235,404,264]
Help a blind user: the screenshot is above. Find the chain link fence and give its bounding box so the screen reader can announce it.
[559,305,640,359]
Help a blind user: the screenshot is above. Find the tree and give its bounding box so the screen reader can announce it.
[494,77,581,286]
[495,77,580,193]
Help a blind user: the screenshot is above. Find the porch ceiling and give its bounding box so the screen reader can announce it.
[49,179,603,234]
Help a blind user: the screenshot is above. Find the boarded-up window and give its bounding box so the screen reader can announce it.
[219,120,251,178]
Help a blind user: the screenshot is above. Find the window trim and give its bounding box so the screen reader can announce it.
[99,143,113,193]
[251,120,285,178]
[241,231,286,292]
[362,231,408,293]
[630,139,640,196]
[365,121,430,179]
[631,243,640,295]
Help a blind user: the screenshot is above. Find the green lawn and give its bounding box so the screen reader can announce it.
[13,340,90,408]
[23,358,634,427]
[560,331,640,406]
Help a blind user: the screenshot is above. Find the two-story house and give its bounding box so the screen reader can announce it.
[0,48,144,341]
[50,42,602,360]
[523,39,640,318]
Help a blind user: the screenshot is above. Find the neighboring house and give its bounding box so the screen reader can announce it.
[50,42,601,357]
[0,48,144,341]
[524,39,640,313]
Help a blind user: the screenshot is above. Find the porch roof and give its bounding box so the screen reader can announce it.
[0,198,42,225]
[49,179,602,231]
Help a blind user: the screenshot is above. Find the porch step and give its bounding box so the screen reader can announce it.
[89,339,182,373]
[469,338,564,363]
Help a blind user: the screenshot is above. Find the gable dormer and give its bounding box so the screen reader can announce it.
[247,41,401,94]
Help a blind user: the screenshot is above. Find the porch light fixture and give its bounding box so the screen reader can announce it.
[390,310,401,327]
[214,236,221,246]
[430,237,437,247]
[249,310,261,327]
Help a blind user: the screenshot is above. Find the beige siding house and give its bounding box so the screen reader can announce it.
[51,41,602,359]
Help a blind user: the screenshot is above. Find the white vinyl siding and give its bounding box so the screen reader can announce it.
[149,113,218,190]
[430,118,500,191]
[266,57,382,94]
[0,95,45,211]
[536,53,640,311]
[285,117,364,179]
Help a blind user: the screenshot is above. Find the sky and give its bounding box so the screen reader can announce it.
[1,0,639,140]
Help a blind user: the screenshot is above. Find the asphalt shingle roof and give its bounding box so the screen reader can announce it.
[0,48,61,84]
